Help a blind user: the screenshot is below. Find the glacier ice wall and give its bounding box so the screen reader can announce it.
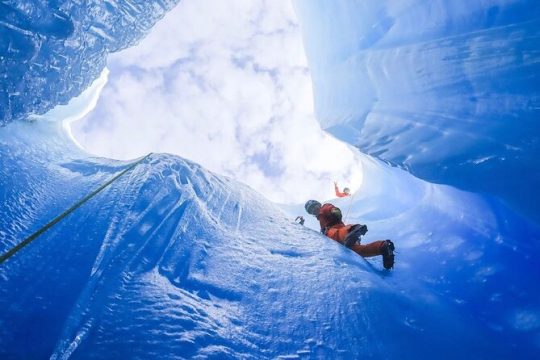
[1,0,540,359]
[0,0,179,125]
[293,0,540,223]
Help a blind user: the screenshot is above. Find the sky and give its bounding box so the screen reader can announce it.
[69,0,365,204]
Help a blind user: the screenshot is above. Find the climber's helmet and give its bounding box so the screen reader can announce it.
[305,200,322,216]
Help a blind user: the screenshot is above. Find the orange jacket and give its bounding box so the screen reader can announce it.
[326,223,356,244]
[317,203,341,230]
[335,183,350,197]
[316,203,354,244]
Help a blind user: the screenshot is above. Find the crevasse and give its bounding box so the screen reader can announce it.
[1,1,539,359]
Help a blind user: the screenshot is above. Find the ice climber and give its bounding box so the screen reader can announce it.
[305,200,395,269]
[334,181,351,197]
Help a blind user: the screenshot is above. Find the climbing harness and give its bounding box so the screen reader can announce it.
[0,153,153,265]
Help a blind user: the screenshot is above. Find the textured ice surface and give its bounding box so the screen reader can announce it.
[294,0,540,223]
[1,0,540,359]
[0,0,178,125]
[2,122,539,359]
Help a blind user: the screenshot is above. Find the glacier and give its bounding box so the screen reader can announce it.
[294,0,540,224]
[1,0,540,359]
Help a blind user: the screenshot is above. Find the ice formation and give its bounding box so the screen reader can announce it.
[1,0,539,358]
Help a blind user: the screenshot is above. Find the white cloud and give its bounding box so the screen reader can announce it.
[70,0,365,204]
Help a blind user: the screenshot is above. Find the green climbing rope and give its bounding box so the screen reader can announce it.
[0,153,153,265]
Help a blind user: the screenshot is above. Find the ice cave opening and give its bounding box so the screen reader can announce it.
[1,1,539,359]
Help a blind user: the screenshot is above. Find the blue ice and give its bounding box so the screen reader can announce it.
[1,0,540,359]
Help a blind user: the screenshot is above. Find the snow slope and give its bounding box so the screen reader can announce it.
[2,122,539,359]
